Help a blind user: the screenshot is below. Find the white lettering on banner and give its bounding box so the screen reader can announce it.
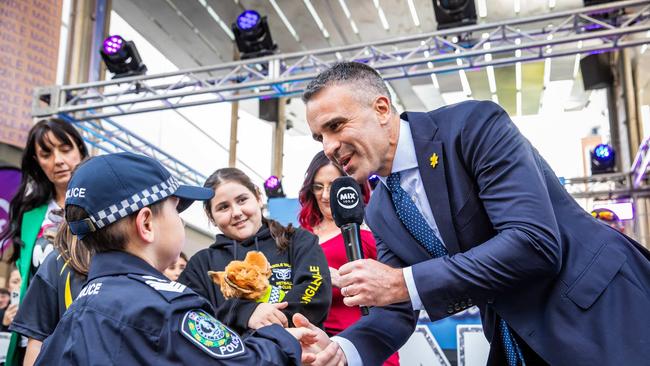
[32,243,53,267]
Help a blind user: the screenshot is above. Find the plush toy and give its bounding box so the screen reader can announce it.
[208,251,285,303]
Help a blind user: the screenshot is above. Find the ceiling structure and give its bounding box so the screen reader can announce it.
[39,0,649,244]
[33,0,650,192]
[112,0,592,126]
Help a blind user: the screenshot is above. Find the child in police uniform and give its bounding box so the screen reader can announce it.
[34,152,314,365]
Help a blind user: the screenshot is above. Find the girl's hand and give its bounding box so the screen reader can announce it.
[247,302,289,329]
[329,267,341,288]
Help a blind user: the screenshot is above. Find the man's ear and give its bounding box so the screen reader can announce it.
[374,95,392,125]
[135,207,155,243]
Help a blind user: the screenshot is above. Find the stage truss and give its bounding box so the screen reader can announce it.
[32,0,650,197]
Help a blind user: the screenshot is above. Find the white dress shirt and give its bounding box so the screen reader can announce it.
[377,119,446,311]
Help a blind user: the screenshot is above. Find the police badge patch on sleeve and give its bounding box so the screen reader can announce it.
[180,310,245,358]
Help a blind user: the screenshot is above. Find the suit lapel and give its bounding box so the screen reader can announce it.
[405,112,461,255]
[368,185,432,263]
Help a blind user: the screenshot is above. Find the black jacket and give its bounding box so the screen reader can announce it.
[179,224,331,333]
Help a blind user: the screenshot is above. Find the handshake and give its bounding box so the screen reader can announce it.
[208,252,346,365]
[286,313,347,366]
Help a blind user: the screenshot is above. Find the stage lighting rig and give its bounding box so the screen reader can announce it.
[591,144,616,175]
[582,0,624,28]
[583,0,618,5]
[432,0,477,30]
[264,175,286,198]
[100,35,147,79]
[232,10,277,60]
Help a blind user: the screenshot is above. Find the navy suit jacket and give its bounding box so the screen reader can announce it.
[337,101,650,366]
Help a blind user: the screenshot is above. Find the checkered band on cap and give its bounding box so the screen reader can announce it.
[89,176,180,229]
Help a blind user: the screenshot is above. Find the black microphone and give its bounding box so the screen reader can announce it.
[329,176,369,316]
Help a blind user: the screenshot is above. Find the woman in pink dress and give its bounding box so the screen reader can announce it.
[298,151,399,366]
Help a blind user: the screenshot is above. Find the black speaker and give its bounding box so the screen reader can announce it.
[259,98,280,122]
[582,0,624,27]
[433,0,477,30]
[580,53,613,90]
[584,0,614,5]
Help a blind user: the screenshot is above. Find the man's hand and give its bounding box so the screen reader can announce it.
[338,259,409,307]
[247,302,288,329]
[292,313,347,366]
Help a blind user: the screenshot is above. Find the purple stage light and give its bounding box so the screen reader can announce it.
[264,175,285,198]
[264,175,280,190]
[103,35,124,55]
[237,10,261,31]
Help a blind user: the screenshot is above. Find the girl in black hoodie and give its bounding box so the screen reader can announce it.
[179,168,331,334]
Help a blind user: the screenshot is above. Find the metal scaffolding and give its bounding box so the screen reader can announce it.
[561,172,650,199]
[631,134,650,187]
[32,0,650,200]
[59,114,207,186]
[562,133,650,200]
[34,0,650,121]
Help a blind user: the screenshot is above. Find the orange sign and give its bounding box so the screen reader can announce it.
[0,0,62,147]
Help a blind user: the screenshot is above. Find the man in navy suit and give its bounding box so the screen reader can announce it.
[298,62,650,366]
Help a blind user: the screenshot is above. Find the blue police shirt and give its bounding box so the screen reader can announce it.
[34,251,302,365]
[10,250,86,341]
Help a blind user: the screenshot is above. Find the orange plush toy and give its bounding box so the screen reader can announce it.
[208,251,285,303]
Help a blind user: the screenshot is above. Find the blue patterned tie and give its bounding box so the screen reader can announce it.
[500,319,525,366]
[387,172,524,366]
[386,172,447,258]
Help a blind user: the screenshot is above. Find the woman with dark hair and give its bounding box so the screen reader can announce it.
[0,118,88,366]
[2,118,89,269]
[178,168,331,334]
[298,151,399,366]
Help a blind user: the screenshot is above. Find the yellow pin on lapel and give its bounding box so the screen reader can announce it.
[430,153,439,168]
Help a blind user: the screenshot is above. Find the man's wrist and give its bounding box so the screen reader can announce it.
[332,336,359,366]
[394,268,409,302]
[402,266,424,310]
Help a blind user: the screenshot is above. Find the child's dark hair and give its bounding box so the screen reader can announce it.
[203,168,294,251]
[65,200,165,253]
[54,221,93,276]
